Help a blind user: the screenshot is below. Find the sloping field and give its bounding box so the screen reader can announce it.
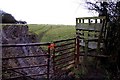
[28,24,76,42]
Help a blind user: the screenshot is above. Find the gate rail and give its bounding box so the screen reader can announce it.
[2,42,51,80]
[51,38,76,78]
[1,38,77,80]
[1,38,110,80]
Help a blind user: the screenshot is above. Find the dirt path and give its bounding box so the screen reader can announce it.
[38,26,52,41]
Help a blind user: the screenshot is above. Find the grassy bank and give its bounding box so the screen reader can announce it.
[28,24,76,42]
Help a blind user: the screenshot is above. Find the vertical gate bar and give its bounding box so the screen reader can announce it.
[76,37,80,68]
[74,38,77,68]
[47,44,50,80]
[51,43,56,76]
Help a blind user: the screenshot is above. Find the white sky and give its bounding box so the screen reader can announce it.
[0,0,97,25]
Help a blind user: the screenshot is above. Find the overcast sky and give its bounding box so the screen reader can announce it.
[0,0,98,25]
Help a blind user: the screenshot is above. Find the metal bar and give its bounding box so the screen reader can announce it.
[2,55,48,60]
[51,43,56,76]
[47,45,50,80]
[3,73,48,80]
[54,50,75,57]
[2,67,35,80]
[1,42,50,47]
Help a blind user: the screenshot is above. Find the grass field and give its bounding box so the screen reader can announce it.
[28,24,76,42]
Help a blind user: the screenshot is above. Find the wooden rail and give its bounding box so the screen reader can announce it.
[75,17,110,73]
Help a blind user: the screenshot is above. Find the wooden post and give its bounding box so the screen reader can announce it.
[79,19,81,23]
[95,19,97,23]
[76,37,80,68]
[82,19,84,23]
[88,19,91,25]
[83,31,89,74]
[84,40,88,64]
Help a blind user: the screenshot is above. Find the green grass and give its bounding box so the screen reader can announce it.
[28,24,76,42]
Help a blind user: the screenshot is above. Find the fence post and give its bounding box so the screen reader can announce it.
[52,43,56,77]
[84,40,88,65]
[76,37,80,68]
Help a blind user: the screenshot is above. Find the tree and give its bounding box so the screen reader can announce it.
[86,1,120,79]
[0,10,27,24]
[0,10,17,23]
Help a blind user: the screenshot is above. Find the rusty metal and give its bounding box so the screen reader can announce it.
[51,38,76,78]
[2,42,51,80]
[2,67,36,80]
[47,44,50,80]
[2,55,49,60]
[51,43,56,76]
[3,73,48,80]
[2,36,110,80]
[2,38,76,79]
[1,42,50,47]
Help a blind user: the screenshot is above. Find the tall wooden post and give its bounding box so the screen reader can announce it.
[76,37,80,68]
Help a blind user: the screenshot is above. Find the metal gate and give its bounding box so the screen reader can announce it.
[2,38,78,80]
[48,38,77,79]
